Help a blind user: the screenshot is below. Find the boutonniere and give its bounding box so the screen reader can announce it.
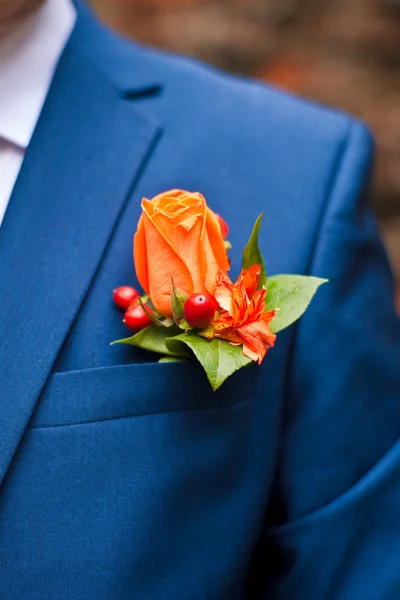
[112,189,327,390]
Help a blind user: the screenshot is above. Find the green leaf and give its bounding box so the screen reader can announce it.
[112,325,190,358]
[158,356,186,363]
[170,281,190,329]
[165,332,252,391]
[265,275,328,333]
[241,213,267,287]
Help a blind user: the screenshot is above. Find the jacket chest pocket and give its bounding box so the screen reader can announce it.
[1,361,279,598]
[1,361,269,598]
[32,360,251,427]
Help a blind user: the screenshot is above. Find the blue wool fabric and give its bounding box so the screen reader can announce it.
[0,1,399,598]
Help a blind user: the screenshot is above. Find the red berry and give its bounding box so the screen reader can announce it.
[113,286,139,310]
[123,304,153,331]
[184,293,217,329]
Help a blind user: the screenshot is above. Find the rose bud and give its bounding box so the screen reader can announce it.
[134,190,230,317]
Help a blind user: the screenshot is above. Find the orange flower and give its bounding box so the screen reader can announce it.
[213,267,276,364]
[134,190,229,317]
[215,213,229,239]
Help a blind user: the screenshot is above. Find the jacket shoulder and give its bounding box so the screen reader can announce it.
[77,11,366,151]
[158,51,373,158]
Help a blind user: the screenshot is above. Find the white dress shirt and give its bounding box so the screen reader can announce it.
[0,0,76,226]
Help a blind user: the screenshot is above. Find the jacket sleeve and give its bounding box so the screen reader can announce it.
[257,122,400,599]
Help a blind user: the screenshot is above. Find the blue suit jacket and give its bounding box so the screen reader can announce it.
[0,2,399,598]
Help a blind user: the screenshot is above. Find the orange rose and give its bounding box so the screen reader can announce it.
[134,189,230,317]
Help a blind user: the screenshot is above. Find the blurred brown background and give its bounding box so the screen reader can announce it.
[89,0,400,304]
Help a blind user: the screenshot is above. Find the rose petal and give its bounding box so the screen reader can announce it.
[133,214,149,294]
[143,195,207,295]
[142,213,193,316]
[215,213,229,239]
[205,209,230,272]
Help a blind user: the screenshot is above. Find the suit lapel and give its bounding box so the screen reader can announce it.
[0,21,162,486]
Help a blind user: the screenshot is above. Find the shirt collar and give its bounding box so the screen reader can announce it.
[0,0,77,149]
